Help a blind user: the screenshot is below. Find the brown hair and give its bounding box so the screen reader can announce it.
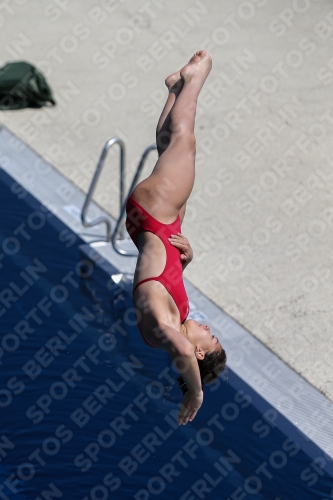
[177,346,227,396]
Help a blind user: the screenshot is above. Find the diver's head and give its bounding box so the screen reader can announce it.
[177,319,227,395]
[182,319,221,358]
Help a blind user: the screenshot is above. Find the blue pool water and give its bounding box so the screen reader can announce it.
[0,167,332,500]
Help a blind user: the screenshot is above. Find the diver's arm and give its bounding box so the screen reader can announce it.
[154,323,203,424]
[153,323,202,393]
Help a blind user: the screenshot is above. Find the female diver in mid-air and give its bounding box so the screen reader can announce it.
[125,50,227,426]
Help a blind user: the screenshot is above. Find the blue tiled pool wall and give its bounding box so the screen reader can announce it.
[1,167,333,499]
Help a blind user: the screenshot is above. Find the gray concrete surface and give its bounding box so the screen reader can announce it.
[1,0,333,400]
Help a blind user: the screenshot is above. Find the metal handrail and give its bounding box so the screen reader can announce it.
[81,137,125,241]
[111,143,157,256]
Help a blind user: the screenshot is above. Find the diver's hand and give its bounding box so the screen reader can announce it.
[168,233,193,270]
[178,390,203,425]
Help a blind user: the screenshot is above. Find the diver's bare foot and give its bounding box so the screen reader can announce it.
[165,71,183,94]
[180,50,212,84]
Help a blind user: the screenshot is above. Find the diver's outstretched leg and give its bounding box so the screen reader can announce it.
[133,50,212,223]
[155,72,183,157]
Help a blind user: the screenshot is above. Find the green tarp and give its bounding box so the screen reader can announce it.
[0,61,56,110]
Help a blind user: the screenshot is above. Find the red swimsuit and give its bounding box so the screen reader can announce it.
[125,194,190,348]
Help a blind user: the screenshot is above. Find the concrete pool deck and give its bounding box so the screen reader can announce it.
[0,0,333,401]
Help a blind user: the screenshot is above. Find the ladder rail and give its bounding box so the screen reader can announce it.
[81,136,157,255]
[81,137,125,241]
